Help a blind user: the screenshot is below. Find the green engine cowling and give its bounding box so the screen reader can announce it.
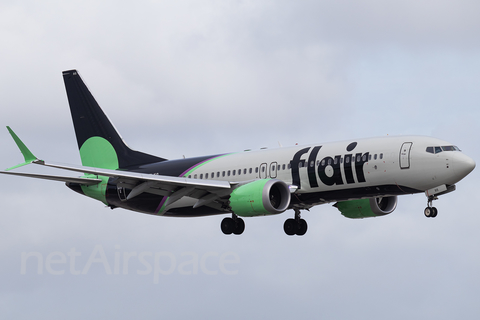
[334,196,398,219]
[229,179,291,217]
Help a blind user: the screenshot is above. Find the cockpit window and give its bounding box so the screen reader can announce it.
[442,146,460,151]
[426,145,461,154]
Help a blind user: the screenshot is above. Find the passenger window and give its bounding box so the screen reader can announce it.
[249,168,252,174]
[244,169,247,174]
[362,155,366,161]
[188,175,191,178]
[328,159,332,165]
[217,172,220,178]
[368,155,371,161]
[205,173,208,179]
[262,167,265,172]
[380,153,383,159]
[228,170,231,176]
[200,174,203,179]
[233,170,236,176]
[288,164,291,169]
[222,171,225,177]
[282,164,285,170]
[374,154,377,160]
[194,174,197,179]
[255,167,258,173]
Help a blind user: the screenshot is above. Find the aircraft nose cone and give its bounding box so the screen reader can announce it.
[453,153,476,179]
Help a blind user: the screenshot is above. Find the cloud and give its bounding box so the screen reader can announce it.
[1,1,480,319]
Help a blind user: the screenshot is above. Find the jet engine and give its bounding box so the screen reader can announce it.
[334,196,398,219]
[229,179,291,217]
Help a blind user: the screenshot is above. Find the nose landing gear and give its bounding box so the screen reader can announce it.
[424,196,438,218]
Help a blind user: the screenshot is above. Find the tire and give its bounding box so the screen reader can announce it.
[296,219,308,236]
[431,207,438,218]
[284,219,296,236]
[424,207,431,218]
[233,218,245,235]
[221,218,235,234]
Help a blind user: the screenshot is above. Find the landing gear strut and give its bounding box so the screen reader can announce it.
[424,196,438,218]
[221,214,245,235]
[284,209,308,236]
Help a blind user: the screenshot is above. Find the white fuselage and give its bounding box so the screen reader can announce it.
[167,135,475,210]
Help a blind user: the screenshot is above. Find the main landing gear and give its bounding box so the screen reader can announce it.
[284,209,308,236]
[424,196,438,218]
[221,214,245,235]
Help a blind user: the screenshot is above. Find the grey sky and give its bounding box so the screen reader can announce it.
[1,1,480,319]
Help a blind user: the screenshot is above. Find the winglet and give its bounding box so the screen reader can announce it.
[5,126,40,171]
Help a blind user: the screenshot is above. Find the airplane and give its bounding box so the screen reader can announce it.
[1,70,475,236]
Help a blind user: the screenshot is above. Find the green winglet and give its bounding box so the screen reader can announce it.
[5,126,39,171]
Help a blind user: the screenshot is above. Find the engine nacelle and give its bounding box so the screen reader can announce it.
[229,179,291,217]
[334,196,398,219]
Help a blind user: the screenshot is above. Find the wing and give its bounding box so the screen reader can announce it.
[3,126,236,210]
[0,170,102,185]
[35,159,235,208]
[1,159,235,210]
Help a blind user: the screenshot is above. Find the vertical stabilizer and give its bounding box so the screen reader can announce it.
[62,70,166,169]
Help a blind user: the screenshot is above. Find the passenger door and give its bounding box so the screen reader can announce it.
[400,142,413,169]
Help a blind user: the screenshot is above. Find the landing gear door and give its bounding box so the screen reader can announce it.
[400,142,413,169]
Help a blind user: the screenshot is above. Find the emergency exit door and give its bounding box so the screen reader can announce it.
[400,142,413,169]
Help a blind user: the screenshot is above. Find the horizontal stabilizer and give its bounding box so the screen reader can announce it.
[0,171,102,185]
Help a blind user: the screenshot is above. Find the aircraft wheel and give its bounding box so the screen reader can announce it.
[296,219,308,236]
[431,207,438,218]
[284,219,297,236]
[221,217,235,235]
[233,218,245,235]
[424,207,432,218]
